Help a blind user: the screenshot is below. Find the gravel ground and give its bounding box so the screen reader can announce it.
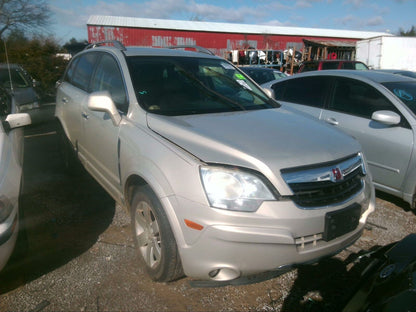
[0,119,415,312]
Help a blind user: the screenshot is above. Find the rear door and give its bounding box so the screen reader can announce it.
[320,76,413,191]
[56,52,98,152]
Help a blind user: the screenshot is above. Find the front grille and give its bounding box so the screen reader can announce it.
[282,154,365,208]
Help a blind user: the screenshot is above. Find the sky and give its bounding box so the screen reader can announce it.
[49,0,416,44]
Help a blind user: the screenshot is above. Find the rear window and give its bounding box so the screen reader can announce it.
[382,81,416,115]
[242,68,275,84]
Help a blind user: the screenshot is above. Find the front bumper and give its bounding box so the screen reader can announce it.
[166,177,375,281]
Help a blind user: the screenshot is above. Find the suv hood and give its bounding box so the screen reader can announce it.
[147,108,361,188]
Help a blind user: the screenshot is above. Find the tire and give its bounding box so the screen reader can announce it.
[130,185,183,282]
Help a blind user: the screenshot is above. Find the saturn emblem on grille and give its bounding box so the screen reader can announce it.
[331,167,344,182]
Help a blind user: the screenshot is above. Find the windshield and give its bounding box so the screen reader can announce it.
[127,56,278,116]
[0,68,31,88]
[382,81,416,115]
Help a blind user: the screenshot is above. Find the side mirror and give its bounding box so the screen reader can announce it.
[2,113,31,131]
[33,79,41,87]
[371,110,401,126]
[88,91,121,126]
[55,80,62,89]
[263,88,273,98]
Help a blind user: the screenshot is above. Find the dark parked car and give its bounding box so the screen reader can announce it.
[298,60,368,73]
[0,64,40,112]
[239,66,287,84]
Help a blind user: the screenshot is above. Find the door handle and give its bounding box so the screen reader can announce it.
[325,117,339,126]
[82,112,89,120]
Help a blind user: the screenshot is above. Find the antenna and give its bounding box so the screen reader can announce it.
[3,40,14,93]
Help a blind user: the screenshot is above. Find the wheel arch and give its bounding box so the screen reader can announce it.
[123,172,187,248]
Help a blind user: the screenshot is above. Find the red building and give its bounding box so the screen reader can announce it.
[87,15,389,59]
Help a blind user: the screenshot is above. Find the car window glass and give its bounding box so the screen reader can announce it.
[382,81,416,115]
[71,53,97,92]
[330,77,402,119]
[0,69,30,88]
[342,62,354,69]
[301,62,318,72]
[244,69,275,84]
[277,76,327,108]
[91,53,128,113]
[63,57,79,83]
[355,63,368,70]
[322,62,339,70]
[127,56,277,116]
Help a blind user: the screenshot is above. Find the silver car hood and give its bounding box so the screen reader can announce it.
[147,107,360,176]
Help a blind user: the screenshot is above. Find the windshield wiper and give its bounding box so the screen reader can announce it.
[175,66,247,111]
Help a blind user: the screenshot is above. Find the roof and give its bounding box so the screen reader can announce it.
[87,15,390,40]
[81,45,219,59]
[123,46,218,58]
[287,70,416,83]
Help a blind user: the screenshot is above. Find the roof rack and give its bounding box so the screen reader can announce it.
[84,40,127,51]
[167,45,215,56]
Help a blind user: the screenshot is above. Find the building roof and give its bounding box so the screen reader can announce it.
[87,15,391,40]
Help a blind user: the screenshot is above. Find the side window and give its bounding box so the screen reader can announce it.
[63,57,79,83]
[355,63,368,70]
[71,53,97,92]
[91,53,128,113]
[301,62,318,72]
[322,62,339,70]
[276,76,327,108]
[330,77,401,119]
[341,62,354,69]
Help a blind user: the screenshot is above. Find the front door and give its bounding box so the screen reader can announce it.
[82,53,128,200]
[321,77,413,192]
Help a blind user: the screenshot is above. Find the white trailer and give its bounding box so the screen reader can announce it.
[356,36,416,71]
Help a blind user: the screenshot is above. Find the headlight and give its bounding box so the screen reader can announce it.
[200,166,276,212]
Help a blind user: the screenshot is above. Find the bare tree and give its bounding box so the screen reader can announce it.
[0,0,50,39]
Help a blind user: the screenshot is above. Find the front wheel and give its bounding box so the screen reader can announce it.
[130,185,183,282]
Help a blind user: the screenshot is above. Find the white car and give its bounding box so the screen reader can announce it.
[262,70,416,208]
[0,87,31,271]
[55,42,374,284]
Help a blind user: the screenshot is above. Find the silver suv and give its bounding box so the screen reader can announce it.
[55,41,374,283]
